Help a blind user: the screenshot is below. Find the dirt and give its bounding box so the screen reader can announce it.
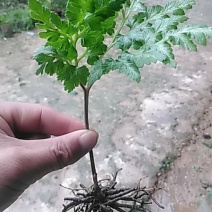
[153,107,212,212]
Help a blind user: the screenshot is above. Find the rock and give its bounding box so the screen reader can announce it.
[201,169,212,188]
[26,31,35,36]
[203,133,212,139]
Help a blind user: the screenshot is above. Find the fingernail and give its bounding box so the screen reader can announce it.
[79,130,98,151]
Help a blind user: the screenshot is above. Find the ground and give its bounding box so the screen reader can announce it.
[0,1,212,211]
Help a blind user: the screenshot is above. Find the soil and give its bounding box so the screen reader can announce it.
[153,107,212,212]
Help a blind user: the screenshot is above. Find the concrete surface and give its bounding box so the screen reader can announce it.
[0,0,212,211]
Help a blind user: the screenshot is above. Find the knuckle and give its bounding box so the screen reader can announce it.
[49,141,72,169]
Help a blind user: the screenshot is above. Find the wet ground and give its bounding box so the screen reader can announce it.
[0,0,212,211]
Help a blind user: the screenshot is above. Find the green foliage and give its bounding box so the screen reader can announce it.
[203,141,212,149]
[51,0,67,10]
[207,189,212,199]
[29,0,212,93]
[0,7,34,33]
[161,156,173,171]
[0,0,24,11]
[41,0,67,11]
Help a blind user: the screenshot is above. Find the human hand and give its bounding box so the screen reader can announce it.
[0,102,98,211]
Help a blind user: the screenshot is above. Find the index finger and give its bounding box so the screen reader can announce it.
[0,102,84,136]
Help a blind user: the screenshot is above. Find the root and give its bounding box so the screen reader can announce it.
[62,170,164,212]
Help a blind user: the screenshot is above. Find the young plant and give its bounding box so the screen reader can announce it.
[29,0,212,211]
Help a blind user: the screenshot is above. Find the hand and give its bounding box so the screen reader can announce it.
[0,102,98,211]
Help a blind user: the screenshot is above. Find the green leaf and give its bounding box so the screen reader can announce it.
[33,46,57,64]
[170,33,197,51]
[94,0,127,19]
[58,64,88,92]
[164,0,195,12]
[115,53,141,82]
[58,65,89,92]
[88,60,112,86]
[88,53,141,86]
[30,0,212,93]
[173,9,185,16]
[50,12,62,29]
[33,46,81,92]
[58,65,79,92]
[65,1,84,25]
[87,55,100,65]
[29,0,51,26]
[134,45,168,68]
[155,42,176,67]
[167,24,212,50]
[76,66,90,85]
[114,0,212,72]
[36,64,45,75]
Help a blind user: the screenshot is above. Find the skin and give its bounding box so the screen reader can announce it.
[0,102,98,211]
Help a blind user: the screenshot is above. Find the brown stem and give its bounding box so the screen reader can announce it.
[80,84,99,191]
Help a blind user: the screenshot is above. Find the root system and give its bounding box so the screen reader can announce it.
[62,170,164,212]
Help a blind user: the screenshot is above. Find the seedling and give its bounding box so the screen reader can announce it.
[29,0,212,211]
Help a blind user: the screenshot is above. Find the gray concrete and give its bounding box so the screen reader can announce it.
[0,0,212,211]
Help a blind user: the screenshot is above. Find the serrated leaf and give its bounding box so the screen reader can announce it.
[116,34,132,50]
[36,64,45,75]
[102,16,116,30]
[33,46,56,64]
[65,1,84,24]
[114,0,212,71]
[192,32,207,46]
[50,12,62,29]
[127,0,195,30]
[39,31,58,39]
[35,23,48,30]
[167,24,212,50]
[89,44,107,56]
[183,24,212,40]
[173,9,185,16]
[65,0,127,57]
[88,53,141,86]
[131,1,147,12]
[88,60,112,86]
[58,65,79,92]
[29,0,51,26]
[87,55,100,65]
[33,46,64,77]
[134,47,166,68]
[170,33,197,51]
[30,0,212,93]
[94,0,127,19]
[164,0,195,12]
[67,45,78,61]
[33,45,89,92]
[115,53,141,82]
[155,42,176,67]
[76,66,89,85]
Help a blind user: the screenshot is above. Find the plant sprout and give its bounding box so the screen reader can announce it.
[29,0,212,211]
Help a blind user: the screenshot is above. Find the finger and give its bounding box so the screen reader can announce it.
[0,102,84,136]
[18,130,98,183]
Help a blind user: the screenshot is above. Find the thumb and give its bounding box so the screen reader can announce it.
[20,130,98,182]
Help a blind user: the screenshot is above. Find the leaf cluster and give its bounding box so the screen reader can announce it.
[29,0,212,92]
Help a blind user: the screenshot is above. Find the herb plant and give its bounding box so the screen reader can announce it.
[29,0,212,211]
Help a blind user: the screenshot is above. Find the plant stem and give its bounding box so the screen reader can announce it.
[81,84,99,191]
